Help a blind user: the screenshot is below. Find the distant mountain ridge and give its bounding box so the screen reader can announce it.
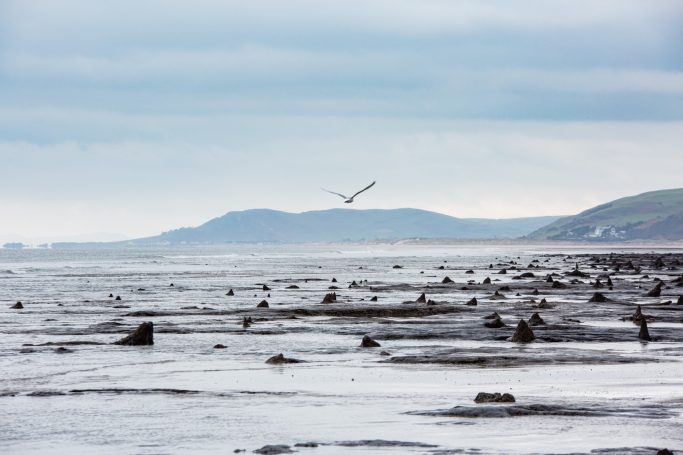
[107,208,562,245]
[37,188,683,248]
[527,188,683,241]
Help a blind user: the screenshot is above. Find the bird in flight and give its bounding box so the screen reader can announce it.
[322,181,376,204]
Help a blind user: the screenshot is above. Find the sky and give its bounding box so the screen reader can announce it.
[1,0,682,242]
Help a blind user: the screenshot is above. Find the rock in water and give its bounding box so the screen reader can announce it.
[214,344,227,349]
[528,312,545,326]
[321,292,337,304]
[677,296,683,305]
[416,293,427,303]
[639,318,651,341]
[113,322,154,346]
[466,297,478,306]
[551,281,567,289]
[537,298,554,309]
[11,301,23,309]
[483,312,501,320]
[545,275,554,283]
[361,335,381,347]
[482,277,492,285]
[607,276,614,287]
[485,318,506,329]
[442,276,454,284]
[632,304,645,325]
[257,300,269,308]
[474,392,516,403]
[566,269,589,278]
[646,282,663,297]
[242,317,252,328]
[370,296,378,302]
[510,319,535,343]
[656,449,673,455]
[262,284,271,291]
[589,292,608,302]
[226,289,234,296]
[265,353,303,364]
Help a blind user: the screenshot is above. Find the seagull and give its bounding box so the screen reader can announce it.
[322,181,376,204]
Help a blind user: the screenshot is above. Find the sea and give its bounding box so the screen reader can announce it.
[1,244,681,454]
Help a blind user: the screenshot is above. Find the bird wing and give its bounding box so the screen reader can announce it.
[350,181,376,199]
[322,188,349,200]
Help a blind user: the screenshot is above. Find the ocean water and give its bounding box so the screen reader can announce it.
[1,244,681,454]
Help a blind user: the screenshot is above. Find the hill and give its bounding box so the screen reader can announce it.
[108,208,561,245]
[527,188,683,241]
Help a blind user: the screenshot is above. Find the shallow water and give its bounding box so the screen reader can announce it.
[1,244,682,454]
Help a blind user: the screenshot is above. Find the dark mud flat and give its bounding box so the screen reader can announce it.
[1,245,682,454]
[409,403,676,419]
[383,346,656,367]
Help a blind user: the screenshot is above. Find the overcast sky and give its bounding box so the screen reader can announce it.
[1,0,682,242]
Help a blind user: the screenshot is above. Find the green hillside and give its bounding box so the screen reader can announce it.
[127,208,561,244]
[49,209,562,248]
[528,188,683,241]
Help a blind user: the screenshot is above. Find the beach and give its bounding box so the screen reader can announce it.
[1,244,681,454]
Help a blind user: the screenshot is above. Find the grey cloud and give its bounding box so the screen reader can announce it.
[1,0,681,123]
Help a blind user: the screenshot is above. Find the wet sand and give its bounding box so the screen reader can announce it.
[1,245,682,454]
